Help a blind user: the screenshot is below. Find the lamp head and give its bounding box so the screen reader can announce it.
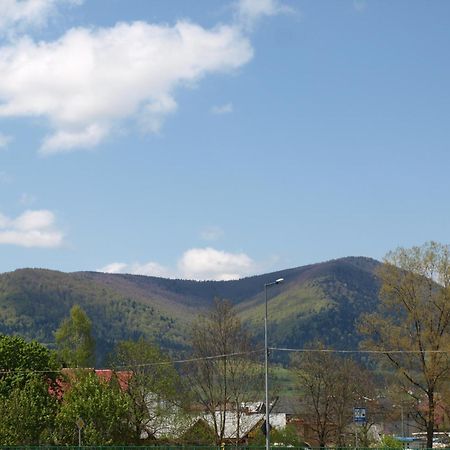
[265,277,284,288]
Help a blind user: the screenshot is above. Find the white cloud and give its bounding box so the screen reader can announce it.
[0,209,64,247]
[235,0,293,30]
[0,20,253,153]
[99,262,130,274]
[179,247,254,281]
[211,102,233,115]
[13,209,53,230]
[139,95,178,134]
[99,261,173,279]
[0,132,12,148]
[99,247,255,281]
[41,124,109,155]
[0,0,81,36]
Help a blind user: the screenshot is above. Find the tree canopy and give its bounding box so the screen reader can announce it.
[360,241,450,448]
[0,334,59,394]
[187,299,261,444]
[0,334,60,445]
[292,342,375,448]
[109,338,184,441]
[54,371,131,445]
[55,304,96,368]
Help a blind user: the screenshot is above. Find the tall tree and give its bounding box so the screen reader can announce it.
[187,299,261,444]
[292,343,374,448]
[0,335,60,445]
[359,241,450,448]
[53,371,131,445]
[55,304,96,367]
[109,338,184,442]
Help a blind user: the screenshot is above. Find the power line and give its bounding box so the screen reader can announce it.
[1,347,448,375]
[0,349,263,374]
[270,347,450,354]
[0,368,61,374]
[113,348,263,369]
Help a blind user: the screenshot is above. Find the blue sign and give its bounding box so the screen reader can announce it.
[353,407,367,424]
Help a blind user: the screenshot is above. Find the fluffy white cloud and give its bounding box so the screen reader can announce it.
[99,262,128,274]
[99,261,173,279]
[211,102,233,115]
[99,247,255,281]
[13,209,53,230]
[0,209,64,247]
[179,247,254,280]
[0,0,81,35]
[235,0,292,29]
[0,20,253,153]
[41,124,109,155]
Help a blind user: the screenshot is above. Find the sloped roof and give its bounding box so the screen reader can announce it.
[50,368,133,398]
[204,412,287,440]
[95,369,132,391]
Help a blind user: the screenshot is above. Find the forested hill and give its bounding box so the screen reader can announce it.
[0,256,381,361]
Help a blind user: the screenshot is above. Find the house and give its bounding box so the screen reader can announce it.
[49,368,132,399]
[202,410,287,443]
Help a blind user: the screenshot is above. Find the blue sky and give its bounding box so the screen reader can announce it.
[0,0,449,280]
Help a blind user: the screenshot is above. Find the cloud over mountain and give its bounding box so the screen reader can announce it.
[99,247,255,281]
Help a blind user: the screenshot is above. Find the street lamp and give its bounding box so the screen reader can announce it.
[264,277,284,450]
[392,404,405,438]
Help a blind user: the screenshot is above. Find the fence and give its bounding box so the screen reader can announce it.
[0,447,441,450]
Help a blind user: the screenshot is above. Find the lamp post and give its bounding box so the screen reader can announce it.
[264,277,284,450]
[392,404,405,438]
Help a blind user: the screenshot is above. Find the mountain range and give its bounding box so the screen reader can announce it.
[0,256,381,362]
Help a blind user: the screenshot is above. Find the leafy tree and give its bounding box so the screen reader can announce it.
[53,371,131,445]
[359,242,450,448]
[0,376,58,445]
[186,299,261,444]
[55,304,96,367]
[0,335,60,445]
[0,334,59,394]
[109,338,185,442]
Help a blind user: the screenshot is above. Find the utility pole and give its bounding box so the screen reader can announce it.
[264,278,284,450]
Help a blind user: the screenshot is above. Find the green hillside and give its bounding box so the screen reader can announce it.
[0,257,380,362]
[239,257,380,357]
[0,269,189,357]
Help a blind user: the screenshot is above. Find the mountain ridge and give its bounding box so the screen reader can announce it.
[0,256,381,361]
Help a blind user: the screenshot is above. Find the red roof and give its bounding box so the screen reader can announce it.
[95,369,133,391]
[49,368,133,399]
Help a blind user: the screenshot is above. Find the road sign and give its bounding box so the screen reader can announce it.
[353,407,367,424]
[76,417,85,430]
